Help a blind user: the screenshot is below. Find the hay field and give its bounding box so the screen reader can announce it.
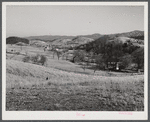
[6,58,144,111]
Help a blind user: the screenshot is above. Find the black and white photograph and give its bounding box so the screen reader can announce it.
[2,2,148,120]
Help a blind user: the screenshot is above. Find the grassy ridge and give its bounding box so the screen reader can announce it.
[6,60,144,111]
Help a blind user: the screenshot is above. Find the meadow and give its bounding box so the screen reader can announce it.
[6,45,144,111]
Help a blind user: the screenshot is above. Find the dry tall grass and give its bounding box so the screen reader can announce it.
[6,60,144,111]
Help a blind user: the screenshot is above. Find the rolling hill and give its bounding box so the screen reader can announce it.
[107,30,144,40]
[6,37,29,44]
[6,58,144,111]
[30,40,49,47]
[6,30,144,50]
[78,33,102,40]
[25,35,75,42]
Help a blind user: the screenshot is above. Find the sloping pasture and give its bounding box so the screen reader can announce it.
[6,60,144,111]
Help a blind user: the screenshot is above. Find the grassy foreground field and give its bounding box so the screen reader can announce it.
[6,59,144,111]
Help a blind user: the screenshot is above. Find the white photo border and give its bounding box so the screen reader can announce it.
[2,2,148,120]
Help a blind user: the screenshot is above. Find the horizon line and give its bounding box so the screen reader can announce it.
[6,30,144,38]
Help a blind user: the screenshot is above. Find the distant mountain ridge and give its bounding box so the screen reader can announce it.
[7,30,144,49]
[25,30,143,41]
[78,33,102,40]
[107,30,144,40]
[26,35,75,42]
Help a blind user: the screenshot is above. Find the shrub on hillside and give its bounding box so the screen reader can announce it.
[72,50,85,63]
[31,54,47,65]
[31,55,38,64]
[22,56,30,62]
[22,54,47,66]
[38,55,47,65]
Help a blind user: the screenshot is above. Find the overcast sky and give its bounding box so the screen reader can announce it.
[6,5,144,37]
